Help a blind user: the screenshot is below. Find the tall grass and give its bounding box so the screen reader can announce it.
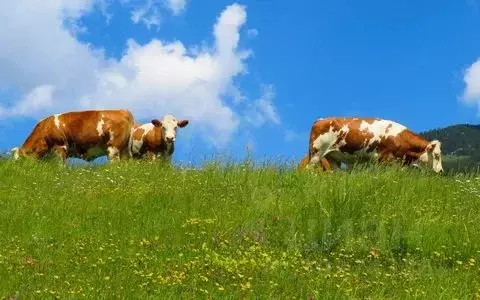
[0,159,480,299]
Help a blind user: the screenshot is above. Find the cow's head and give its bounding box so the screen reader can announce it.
[419,140,443,173]
[10,147,21,160]
[151,114,189,144]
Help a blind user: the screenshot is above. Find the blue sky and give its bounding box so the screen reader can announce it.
[2,0,480,164]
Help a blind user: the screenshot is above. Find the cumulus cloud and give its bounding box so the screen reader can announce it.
[0,1,278,147]
[462,59,480,109]
[130,0,161,29]
[165,0,188,15]
[128,0,188,29]
[244,85,280,127]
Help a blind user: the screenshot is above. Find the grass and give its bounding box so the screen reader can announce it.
[1,158,480,299]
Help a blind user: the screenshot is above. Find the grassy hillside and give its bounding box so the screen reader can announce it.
[1,159,480,298]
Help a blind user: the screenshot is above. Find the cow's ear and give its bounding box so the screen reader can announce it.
[177,119,189,128]
[151,119,162,127]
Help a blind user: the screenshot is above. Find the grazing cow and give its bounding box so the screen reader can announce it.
[131,114,189,161]
[306,117,444,173]
[11,109,134,162]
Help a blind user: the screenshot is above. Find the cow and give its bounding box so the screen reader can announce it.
[131,114,189,161]
[11,109,134,163]
[305,117,444,173]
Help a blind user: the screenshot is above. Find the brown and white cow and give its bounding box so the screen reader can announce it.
[306,117,444,173]
[131,114,189,161]
[11,109,134,162]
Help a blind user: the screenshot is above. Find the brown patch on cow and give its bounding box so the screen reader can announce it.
[142,126,165,154]
[16,109,134,162]
[133,126,145,142]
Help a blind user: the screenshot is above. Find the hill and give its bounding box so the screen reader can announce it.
[421,124,480,156]
[1,160,480,298]
[421,124,480,171]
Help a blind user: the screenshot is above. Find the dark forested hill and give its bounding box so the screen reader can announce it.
[421,124,480,157]
[421,124,480,171]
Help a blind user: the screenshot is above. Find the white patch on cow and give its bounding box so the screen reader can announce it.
[309,126,339,168]
[96,114,105,137]
[107,146,120,161]
[131,139,143,155]
[141,123,155,133]
[359,119,406,146]
[418,151,429,163]
[131,123,155,155]
[54,114,61,129]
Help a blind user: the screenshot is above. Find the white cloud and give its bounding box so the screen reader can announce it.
[245,84,280,127]
[247,28,258,38]
[462,59,480,110]
[0,1,278,148]
[165,0,188,15]
[128,0,188,29]
[10,85,56,116]
[131,0,161,29]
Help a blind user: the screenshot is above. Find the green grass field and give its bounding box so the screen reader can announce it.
[1,159,480,299]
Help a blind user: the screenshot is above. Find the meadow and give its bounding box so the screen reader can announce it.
[1,158,480,299]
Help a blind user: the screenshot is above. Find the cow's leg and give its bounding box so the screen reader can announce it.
[107,146,120,162]
[54,145,68,165]
[120,130,134,160]
[377,151,395,167]
[319,157,333,171]
[324,152,343,170]
[107,133,131,162]
[119,146,132,160]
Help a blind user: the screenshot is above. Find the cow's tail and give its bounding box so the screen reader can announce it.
[127,126,134,159]
[124,111,135,160]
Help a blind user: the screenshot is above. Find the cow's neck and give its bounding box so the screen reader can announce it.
[160,139,174,157]
[402,130,429,153]
[400,130,430,163]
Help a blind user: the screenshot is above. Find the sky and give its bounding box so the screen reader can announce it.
[2,0,480,165]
